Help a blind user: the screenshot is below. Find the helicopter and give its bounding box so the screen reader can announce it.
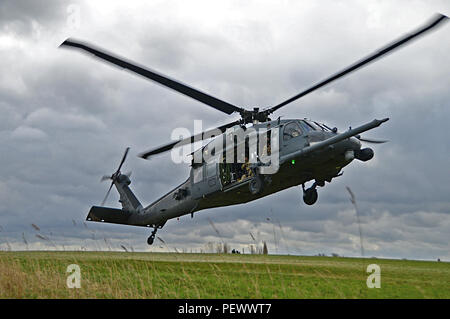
[60,14,447,245]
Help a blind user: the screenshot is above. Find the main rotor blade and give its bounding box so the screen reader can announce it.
[269,13,448,114]
[357,137,388,144]
[139,120,241,159]
[101,182,114,206]
[60,39,242,115]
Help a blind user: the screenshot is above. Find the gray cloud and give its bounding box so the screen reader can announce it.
[0,0,72,37]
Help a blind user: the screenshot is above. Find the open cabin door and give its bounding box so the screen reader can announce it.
[218,128,270,190]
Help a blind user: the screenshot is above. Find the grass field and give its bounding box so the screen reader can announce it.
[0,251,448,298]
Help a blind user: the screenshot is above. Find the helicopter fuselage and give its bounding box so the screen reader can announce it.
[125,118,366,228]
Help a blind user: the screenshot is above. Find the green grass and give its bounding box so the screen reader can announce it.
[0,251,448,298]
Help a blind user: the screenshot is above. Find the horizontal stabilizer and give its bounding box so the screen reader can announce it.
[86,206,133,225]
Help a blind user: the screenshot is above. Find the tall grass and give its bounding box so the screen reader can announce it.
[0,251,448,298]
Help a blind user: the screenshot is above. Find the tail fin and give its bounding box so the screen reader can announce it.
[113,173,143,212]
[87,173,142,225]
[97,147,142,213]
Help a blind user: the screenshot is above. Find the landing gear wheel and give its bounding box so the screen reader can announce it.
[147,228,158,245]
[249,175,264,195]
[303,188,318,205]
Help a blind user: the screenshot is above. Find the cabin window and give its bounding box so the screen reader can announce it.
[206,162,216,177]
[193,166,203,183]
[283,122,303,141]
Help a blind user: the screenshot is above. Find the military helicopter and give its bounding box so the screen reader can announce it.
[61,14,447,245]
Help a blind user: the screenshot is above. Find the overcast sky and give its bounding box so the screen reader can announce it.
[0,0,449,260]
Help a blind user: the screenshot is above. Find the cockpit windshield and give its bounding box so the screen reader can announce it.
[313,121,328,131]
[301,120,320,131]
[320,123,334,132]
[302,120,332,132]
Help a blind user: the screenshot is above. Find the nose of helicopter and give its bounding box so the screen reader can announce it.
[335,136,361,151]
[349,136,361,150]
[340,137,361,162]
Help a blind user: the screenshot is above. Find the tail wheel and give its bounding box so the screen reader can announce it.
[147,228,157,245]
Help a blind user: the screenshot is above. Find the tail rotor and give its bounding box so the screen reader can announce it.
[100,147,130,206]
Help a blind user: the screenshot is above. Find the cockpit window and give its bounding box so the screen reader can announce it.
[321,123,334,131]
[283,122,303,141]
[313,121,327,131]
[300,120,314,132]
[305,120,323,131]
[193,166,203,184]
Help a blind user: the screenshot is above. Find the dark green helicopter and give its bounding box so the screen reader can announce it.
[61,14,447,245]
